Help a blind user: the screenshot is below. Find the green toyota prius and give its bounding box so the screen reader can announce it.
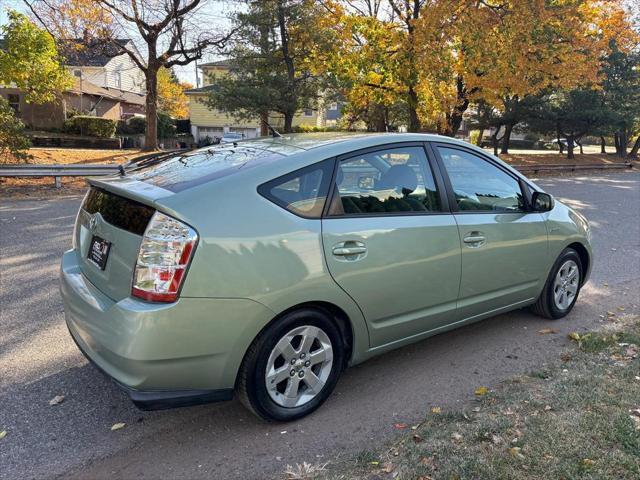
[60,133,592,421]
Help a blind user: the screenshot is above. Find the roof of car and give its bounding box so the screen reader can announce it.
[237,132,454,152]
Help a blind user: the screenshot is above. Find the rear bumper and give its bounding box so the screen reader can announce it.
[60,249,275,408]
[67,324,233,410]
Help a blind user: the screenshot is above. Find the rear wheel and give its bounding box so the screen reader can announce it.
[531,248,583,319]
[237,308,345,421]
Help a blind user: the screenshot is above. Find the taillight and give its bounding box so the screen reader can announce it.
[132,211,198,302]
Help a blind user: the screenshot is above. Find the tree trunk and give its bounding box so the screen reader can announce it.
[629,135,640,158]
[576,138,583,155]
[144,67,159,151]
[260,111,269,136]
[443,76,470,137]
[618,131,628,158]
[566,136,575,160]
[614,132,621,156]
[283,112,294,133]
[600,136,606,154]
[407,86,420,132]
[555,126,563,154]
[500,123,513,154]
[491,126,502,156]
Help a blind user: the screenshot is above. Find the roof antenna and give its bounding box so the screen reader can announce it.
[261,118,282,138]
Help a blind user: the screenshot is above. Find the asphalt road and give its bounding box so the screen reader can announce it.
[1,172,639,480]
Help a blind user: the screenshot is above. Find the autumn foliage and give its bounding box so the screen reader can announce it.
[317,0,638,136]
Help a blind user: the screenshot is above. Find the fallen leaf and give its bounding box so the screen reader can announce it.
[544,405,553,411]
[431,406,441,414]
[49,395,65,406]
[509,447,525,460]
[630,408,640,417]
[110,422,126,431]
[0,430,6,440]
[451,432,463,442]
[472,406,481,413]
[419,456,435,467]
[582,458,596,467]
[617,306,625,311]
[474,386,489,396]
[413,434,424,444]
[369,461,379,466]
[560,352,573,362]
[606,311,615,316]
[538,328,558,334]
[491,434,503,445]
[381,462,394,473]
[393,423,408,429]
[568,332,581,341]
[603,282,609,287]
[624,345,638,359]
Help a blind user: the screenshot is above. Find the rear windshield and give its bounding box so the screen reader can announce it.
[127,143,294,192]
[83,187,155,235]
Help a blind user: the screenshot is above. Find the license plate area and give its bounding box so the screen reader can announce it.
[88,235,111,270]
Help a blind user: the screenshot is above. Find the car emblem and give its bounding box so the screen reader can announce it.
[89,214,98,231]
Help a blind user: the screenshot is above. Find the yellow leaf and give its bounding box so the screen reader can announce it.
[431,406,441,414]
[509,447,525,459]
[582,458,595,467]
[0,430,6,440]
[538,328,558,334]
[475,386,489,396]
[568,332,581,341]
[110,422,126,431]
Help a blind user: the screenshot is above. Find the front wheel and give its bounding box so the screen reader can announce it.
[236,308,345,421]
[531,248,583,319]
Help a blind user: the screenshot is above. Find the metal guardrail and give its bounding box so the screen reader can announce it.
[0,164,122,188]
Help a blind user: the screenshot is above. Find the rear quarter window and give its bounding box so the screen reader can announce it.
[258,160,334,218]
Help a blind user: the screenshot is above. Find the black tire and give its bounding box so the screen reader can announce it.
[236,308,345,421]
[531,248,583,319]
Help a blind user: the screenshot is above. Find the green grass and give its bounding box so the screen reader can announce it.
[309,316,640,480]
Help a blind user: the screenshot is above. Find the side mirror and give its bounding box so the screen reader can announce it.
[531,192,554,212]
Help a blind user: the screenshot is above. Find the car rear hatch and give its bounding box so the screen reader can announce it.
[74,177,173,301]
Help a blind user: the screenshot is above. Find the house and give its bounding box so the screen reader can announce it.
[59,38,146,95]
[186,60,334,142]
[0,37,146,131]
[0,77,145,131]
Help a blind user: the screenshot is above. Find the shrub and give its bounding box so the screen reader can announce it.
[63,116,117,138]
[0,97,31,163]
[469,130,481,145]
[158,112,176,139]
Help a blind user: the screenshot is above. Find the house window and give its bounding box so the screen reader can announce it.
[73,70,82,78]
[116,71,122,89]
[7,94,20,115]
[303,108,313,117]
[328,102,338,111]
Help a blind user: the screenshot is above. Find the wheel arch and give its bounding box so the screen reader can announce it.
[234,301,356,391]
[566,241,590,286]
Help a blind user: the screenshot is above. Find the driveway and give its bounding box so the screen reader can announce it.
[1,172,638,480]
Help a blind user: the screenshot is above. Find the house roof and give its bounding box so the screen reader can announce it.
[59,39,135,67]
[198,59,230,68]
[68,78,145,105]
[184,84,217,95]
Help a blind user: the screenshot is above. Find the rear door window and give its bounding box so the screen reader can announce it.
[259,160,334,218]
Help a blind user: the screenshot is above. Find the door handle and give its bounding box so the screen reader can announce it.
[332,241,367,256]
[463,232,486,247]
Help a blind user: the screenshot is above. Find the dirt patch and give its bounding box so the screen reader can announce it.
[498,152,631,166]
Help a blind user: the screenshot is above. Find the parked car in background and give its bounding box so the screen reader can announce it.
[220,132,244,143]
[61,133,592,421]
